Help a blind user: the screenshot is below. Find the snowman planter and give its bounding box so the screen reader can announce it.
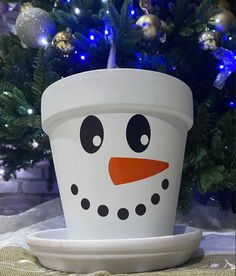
[42,69,193,240]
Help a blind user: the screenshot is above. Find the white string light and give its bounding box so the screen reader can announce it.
[39,37,48,46]
[4,124,9,128]
[74,7,81,15]
[3,91,9,95]
[27,108,33,114]
[0,168,5,176]
[32,140,39,148]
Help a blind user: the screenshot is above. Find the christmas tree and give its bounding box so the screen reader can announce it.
[0,0,235,212]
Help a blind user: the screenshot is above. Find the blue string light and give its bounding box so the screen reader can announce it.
[80,55,86,61]
[39,37,48,47]
[136,52,142,62]
[104,29,109,35]
[130,9,135,15]
[228,101,235,108]
[90,35,95,41]
[59,0,71,4]
[219,64,224,69]
[221,34,228,43]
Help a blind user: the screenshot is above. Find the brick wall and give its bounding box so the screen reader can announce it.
[0,161,59,215]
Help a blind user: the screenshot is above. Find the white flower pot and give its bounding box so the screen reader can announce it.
[42,69,193,240]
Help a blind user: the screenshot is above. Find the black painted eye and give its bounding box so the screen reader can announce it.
[126,114,151,153]
[80,115,104,153]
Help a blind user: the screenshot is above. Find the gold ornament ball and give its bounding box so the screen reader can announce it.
[209,9,235,33]
[20,2,33,13]
[199,30,220,51]
[136,14,162,40]
[218,0,231,10]
[52,31,74,54]
[0,1,9,16]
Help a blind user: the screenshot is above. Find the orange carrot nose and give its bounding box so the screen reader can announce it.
[109,157,169,185]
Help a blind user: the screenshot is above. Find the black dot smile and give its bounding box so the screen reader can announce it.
[98,205,109,217]
[71,184,78,195]
[81,198,90,210]
[70,179,169,220]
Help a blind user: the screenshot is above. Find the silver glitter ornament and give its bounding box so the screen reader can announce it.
[15,7,56,48]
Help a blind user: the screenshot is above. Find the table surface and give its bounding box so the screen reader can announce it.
[0,246,235,276]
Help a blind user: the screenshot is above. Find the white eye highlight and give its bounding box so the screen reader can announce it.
[140,134,149,146]
[93,135,102,147]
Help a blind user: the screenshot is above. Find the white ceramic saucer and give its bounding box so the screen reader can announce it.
[27,225,202,274]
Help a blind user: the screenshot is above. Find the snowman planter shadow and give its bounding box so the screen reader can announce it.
[41,69,194,240]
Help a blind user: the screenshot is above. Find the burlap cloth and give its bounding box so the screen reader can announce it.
[0,246,235,276]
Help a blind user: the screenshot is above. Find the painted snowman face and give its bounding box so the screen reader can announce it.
[65,113,174,221]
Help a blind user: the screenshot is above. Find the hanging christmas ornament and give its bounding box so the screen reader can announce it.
[213,47,236,89]
[217,0,231,10]
[107,42,118,68]
[20,2,33,13]
[0,0,8,16]
[199,30,221,51]
[52,29,75,54]
[15,7,56,48]
[139,0,152,14]
[136,14,165,40]
[0,2,18,35]
[209,10,235,33]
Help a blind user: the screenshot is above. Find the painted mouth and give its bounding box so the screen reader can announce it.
[70,178,170,221]
[109,157,169,185]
